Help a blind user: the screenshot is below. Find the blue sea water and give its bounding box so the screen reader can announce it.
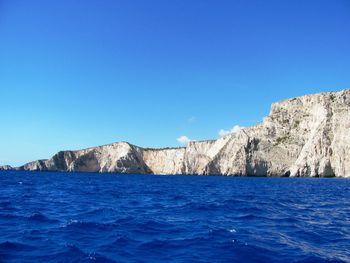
[0,172,349,263]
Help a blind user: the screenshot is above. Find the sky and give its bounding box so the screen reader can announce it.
[1,0,350,166]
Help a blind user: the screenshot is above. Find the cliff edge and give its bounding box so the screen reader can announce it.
[15,89,350,177]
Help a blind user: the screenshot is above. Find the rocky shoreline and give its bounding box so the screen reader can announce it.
[2,89,350,177]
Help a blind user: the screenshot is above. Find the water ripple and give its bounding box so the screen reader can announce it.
[0,171,349,262]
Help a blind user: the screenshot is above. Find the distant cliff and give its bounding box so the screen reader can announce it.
[14,89,350,177]
[0,165,13,171]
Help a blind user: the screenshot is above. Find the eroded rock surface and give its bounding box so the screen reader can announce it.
[17,89,350,177]
[0,165,13,171]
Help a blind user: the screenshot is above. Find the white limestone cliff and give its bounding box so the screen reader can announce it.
[0,165,13,171]
[15,89,350,177]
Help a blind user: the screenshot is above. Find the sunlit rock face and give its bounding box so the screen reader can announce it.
[19,142,151,174]
[142,148,185,175]
[17,89,350,177]
[0,165,13,171]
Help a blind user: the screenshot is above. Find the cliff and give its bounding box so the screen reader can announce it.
[16,89,350,177]
[0,165,13,171]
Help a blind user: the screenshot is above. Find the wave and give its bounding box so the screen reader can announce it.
[42,244,117,263]
[0,172,349,263]
[0,241,34,250]
[60,219,115,232]
[27,212,59,223]
[0,200,12,208]
[0,212,59,224]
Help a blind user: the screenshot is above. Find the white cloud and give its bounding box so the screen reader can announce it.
[218,125,243,138]
[177,135,191,146]
[218,129,230,137]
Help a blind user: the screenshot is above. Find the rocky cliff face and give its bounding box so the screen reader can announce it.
[16,89,350,177]
[0,165,13,171]
[19,142,150,174]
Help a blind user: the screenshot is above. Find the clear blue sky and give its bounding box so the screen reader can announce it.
[1,0,350,166]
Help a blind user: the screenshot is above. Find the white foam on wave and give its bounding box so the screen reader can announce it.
[229,228,237,233]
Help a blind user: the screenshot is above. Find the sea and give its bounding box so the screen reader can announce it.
[0,171,349,263]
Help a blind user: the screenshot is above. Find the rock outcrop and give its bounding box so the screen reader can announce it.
[0,165,13,171]
[16,89,350,177]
